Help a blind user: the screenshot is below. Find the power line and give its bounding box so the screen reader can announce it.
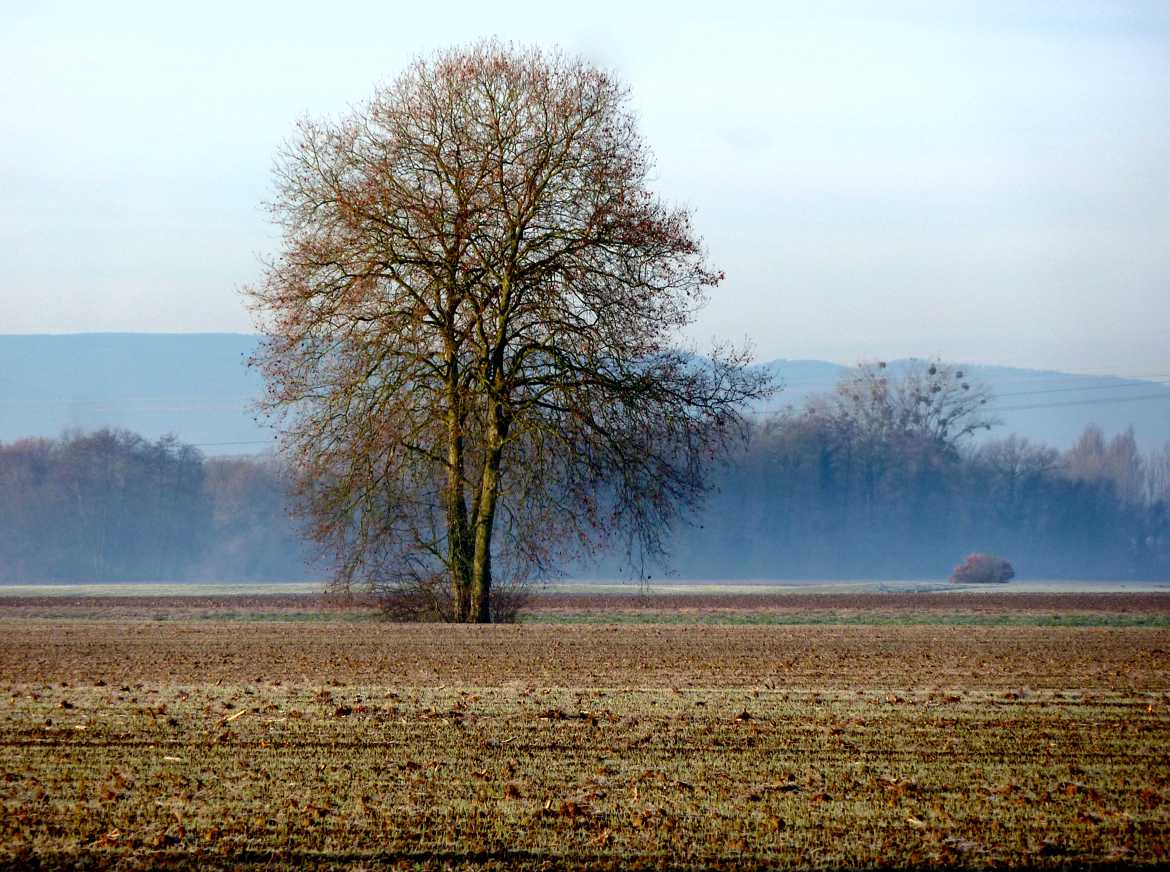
[985,372,1170,389]
[796,380,1164,410]
[766,363,1170,390]
[989,393,1170,413]
[996,378,1170,399]
[0,395,257,406]
[189,440,274,448]
[767,370,1170,402]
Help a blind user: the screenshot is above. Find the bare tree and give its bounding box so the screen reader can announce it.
[1146,441,1170,507]
[808,359,996,453]
[1063,424,1145,505]
[246,41,770,622]
[972,435,1060,487]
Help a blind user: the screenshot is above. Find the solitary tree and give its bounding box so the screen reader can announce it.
[247,42,770,622]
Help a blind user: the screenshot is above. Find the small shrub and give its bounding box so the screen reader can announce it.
[375,574,531,623]
[950,553,1015,584]
[487,577,532,624]
[375,574,453,622]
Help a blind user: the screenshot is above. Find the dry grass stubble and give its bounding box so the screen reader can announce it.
[0,619,1168,869]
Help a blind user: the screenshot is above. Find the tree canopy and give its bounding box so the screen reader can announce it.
[246,41,769,621]
[803,359,996,455]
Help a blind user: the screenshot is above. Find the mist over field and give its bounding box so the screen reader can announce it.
[2,335,1168,584]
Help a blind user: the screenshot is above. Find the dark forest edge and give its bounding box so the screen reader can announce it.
[652,417,1170,582]
[2,419,1169,584]
[0,430,315,583]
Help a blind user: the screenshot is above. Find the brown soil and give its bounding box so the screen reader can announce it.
[1,620,1167,689]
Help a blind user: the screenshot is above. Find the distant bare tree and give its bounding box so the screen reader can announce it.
[1146,441,1170,506]
[246,41,770,622]
[972,435,1060,488]
[201,456,315,580]
[814,359,996,452]
[969,435,1059,529]
[1064,425,1145,505]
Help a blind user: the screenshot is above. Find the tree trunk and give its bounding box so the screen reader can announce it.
[470,407,508,623]
[470,446,501,623]
[445,394,473,622]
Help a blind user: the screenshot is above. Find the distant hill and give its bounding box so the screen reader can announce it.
[1,334,1168,453]
[0,334,270,453]
[760,359,1170,452]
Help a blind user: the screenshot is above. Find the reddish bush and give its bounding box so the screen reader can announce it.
[950,553,1015,584]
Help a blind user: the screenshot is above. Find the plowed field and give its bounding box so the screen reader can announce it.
[1,595,1168,869]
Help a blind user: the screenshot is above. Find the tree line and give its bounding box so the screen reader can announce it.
[2,407,1168,584]
[0,430,315,582]
[654,363,1170,581]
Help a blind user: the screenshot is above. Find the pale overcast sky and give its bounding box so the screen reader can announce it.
[2,1,1168,374]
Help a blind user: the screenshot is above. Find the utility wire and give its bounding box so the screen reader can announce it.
[988,393,1170,413]
[769,368,1170,391]
[189,440,274,448]
[996,379,1170,399]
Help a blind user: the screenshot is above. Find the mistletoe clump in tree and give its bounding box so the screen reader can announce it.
[247,41,770,622]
